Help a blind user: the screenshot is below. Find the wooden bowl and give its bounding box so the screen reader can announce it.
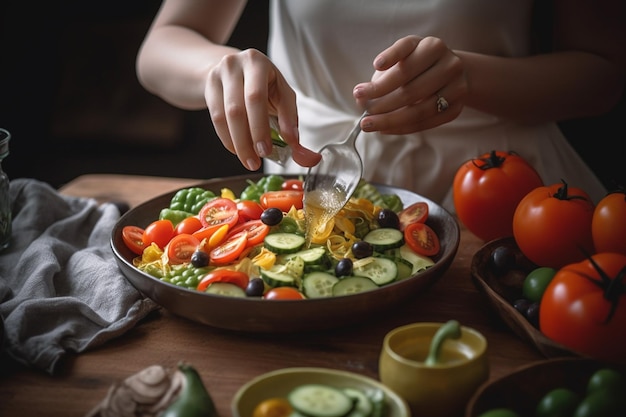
[465,357,626,417]
[470,237,582,359]
[111,174,460,333]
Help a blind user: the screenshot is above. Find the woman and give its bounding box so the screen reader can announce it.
[136,0,625,211]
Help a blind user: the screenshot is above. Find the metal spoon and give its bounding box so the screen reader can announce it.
[303,112,367,239]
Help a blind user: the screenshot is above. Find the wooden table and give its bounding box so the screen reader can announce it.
[0,174,544,417]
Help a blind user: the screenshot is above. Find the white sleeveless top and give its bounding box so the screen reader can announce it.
[263,0,606,212]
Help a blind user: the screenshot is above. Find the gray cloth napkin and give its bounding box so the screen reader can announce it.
[0,179,158,374]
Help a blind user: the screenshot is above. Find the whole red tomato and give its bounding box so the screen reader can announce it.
[513,180,595,269]
[539,252,626,362]
[592,189,626,256]
[453,150,543,242]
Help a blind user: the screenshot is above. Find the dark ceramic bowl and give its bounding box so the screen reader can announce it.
[110,174,460,333]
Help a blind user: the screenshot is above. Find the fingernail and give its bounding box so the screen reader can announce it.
[353,86,364,98]
[246,158,260,171]
[255,141,271,157]
[362,118,373,130]
[374,56,386,68]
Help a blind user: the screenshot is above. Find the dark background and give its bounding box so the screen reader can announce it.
[1,1,624,190]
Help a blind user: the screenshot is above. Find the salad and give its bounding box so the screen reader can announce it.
[121,175,440,300]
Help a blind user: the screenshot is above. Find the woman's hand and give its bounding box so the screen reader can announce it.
[353,35,468,134]
[206,48,320,171]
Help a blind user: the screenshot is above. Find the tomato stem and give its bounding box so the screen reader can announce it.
[583,252,626,324]
[553,179,588,202]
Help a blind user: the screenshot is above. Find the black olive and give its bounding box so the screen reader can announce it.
[351,241,373,259]
[335,258,353,277]
[525,301,540,328]
[245,277,265,297]
[190,250,209,267]
[512,298,531,315]
[377,208,400,229]
[260,207,283,226]
[489,245,516,275]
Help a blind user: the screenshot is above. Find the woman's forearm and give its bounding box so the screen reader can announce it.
[458,50,624,124]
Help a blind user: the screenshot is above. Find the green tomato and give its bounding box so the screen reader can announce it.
[573,389,624,417]
[477,408,520,417]
[535,387,579,417]
[587,368,625,395]
[522,266,557,302]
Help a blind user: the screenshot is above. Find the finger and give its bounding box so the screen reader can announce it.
[206,68,236,155]
[372,35,422,71]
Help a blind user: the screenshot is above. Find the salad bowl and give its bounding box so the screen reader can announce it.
[110,173,460,333]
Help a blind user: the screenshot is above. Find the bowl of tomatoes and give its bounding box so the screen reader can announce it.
[111,173,460,333]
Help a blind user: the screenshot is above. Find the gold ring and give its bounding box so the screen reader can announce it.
[436,94,449,113]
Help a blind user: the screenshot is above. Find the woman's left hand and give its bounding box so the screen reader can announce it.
[353,35,467,134]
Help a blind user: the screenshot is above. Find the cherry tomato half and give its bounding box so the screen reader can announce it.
[209,230,248,265]
[122,225,146,255]
[398,201,429,231]
[174,216,203,235]
[264,287,306,300]
[513,180,595,269]
[198,197,239,229]
[237,200,264,223]
[592,190,626,255]
[404,222,440,257]
[142,219,175,249]
[453,150,543,241]
[260,190,304,212]
[227,219,270,247]
[196,270,250,292]
[166,233,200,264]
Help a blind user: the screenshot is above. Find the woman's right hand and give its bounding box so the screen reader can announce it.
[205,48,321,171]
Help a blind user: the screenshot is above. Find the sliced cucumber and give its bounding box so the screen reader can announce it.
[260,266,298,288]
[264,232,306,254]
[352,256,398,285]
[288,384,354,417]
[332,276,379,296]
[343,388,373,417]
[363,228,404,252]
[394,257,414,280]
[399,244,434,274]
[280,246,328,265]
[302,272,339,298]
[203,282,246,297]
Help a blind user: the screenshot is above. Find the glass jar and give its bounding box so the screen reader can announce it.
[0,128,11,251]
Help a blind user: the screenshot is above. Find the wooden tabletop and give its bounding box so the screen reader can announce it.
[0,174,544,417]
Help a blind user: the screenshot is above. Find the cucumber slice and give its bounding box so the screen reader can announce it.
[399,244,434,274]
[203,282,246,297]
[394,257,414,280]
[302,272,339,298]
[264,232,306,254]
[332,276,379,296]
[288,384,354,417]
[261,267,298,288]
[363,228,404,252]
[343,388,373,417]
[352,256,398,285]
[280,246,328,265]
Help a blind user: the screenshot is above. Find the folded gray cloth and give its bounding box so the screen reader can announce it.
[0,179,158,374]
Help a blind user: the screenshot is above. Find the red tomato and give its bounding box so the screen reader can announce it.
[260,190,304,212]
[227,219,270,247]
[539,252,626,362]
[166,233,200,264]
[142,219,175,249]
[398,201,429,231]
[404,222,440,257]
[237,200,264,223]
[198,198,239,229]
[196,270,249,292]
[209,231,248,265]
[592,190,626,255]
[281,179,304,191]
[453,150,544,241]
[264,287,306,300]
[174,216,203,235]
[513,180,595,269]
[122,225,145,255]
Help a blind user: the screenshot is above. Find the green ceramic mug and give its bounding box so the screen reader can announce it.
[379,321,489,417]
